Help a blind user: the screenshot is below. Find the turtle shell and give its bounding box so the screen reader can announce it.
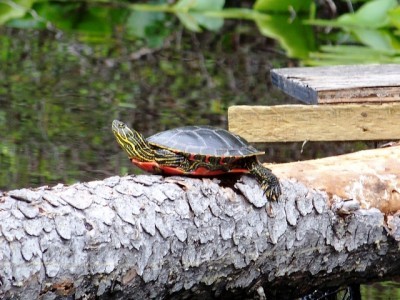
[147,126,263,157]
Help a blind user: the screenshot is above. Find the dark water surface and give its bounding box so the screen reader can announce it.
[0,26,373,191]
[0,25,295,190]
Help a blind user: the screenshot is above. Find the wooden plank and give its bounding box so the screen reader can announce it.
[271,64,400,104]
[228,103,400,142]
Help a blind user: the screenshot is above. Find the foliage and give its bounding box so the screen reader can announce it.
[0,0,34,25]
[255,15,315,59]
[254,0,313,13]
[126,11,170,47]
[173,0,225,32]
[306,0,400,65]
[2,0,398,64]
[0,0,316,60]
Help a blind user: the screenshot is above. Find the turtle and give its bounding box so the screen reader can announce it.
[112,120,281,201]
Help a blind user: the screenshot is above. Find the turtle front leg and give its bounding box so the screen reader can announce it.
[154,150,228,174]
[154,149,189,169]
[249,159,281,201]
[153,149,204,174]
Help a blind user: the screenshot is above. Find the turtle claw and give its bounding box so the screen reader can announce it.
[249,160,282,201]
[261,181,282,201]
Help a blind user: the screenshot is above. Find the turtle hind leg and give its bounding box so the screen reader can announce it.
[249,159,281,201]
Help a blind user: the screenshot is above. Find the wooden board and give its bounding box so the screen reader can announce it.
[271,64,400,104]
[228,103,400,142]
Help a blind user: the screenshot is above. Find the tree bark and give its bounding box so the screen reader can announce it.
[0,146,399,300]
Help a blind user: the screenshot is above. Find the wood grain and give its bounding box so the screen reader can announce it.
[267,145,400,214]
[271,64,400,104]
[228,103,400,142]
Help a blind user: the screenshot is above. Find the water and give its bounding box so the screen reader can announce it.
[0,26,296,190]
[0,26,374,191]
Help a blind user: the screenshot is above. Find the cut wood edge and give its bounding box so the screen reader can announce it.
[265,145,400,214]
[319,86,400,104]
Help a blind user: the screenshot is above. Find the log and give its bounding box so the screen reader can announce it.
[268,145,400,214]
[1,146,400,299]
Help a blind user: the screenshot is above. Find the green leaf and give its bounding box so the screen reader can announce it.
[173,0,224,32]
[254,0,312,13]
[388,7,400,29]
[337,0,397,29]
[31,2,82,31]
[352,28,400,52]
[255,15,315,59]
[5,17,45,29]
[0,0,34,25]
[24,3,126,40]
[74,7,114,37]
[174,0,224,11]
[176,12,202,32]
[190,12,224,31]
[126,11,165,38]
[126,11,171,47]
[306,45,400,66]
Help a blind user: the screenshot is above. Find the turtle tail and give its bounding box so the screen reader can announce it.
[249,159,281,201]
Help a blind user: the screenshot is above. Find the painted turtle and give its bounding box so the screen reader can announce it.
[112,120,281,201]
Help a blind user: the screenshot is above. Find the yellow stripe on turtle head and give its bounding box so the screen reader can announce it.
[112,120,154,162]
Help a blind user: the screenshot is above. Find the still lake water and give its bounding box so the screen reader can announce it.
[0,25,297,190]
[0,22,398,299]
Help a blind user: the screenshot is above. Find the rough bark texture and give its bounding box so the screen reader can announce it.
[1,149,400,299]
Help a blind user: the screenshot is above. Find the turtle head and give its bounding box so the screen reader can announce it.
[112,120,154,161]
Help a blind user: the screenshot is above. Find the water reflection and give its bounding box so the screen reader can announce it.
[362,280,400,300]
[0,26,295,190]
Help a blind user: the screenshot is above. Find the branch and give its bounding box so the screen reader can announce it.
[0,146,399,299]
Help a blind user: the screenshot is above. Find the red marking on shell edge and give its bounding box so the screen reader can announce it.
[159,166,186,175]
[131,159,161,173]
[187,167,250,176]
[131,159,186,175]
[131,159,249,176]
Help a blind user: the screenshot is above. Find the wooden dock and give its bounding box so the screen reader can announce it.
[270,64,400,104]
[229,64,400,142]
[229,103,400,142]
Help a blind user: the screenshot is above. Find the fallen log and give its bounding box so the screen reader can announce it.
[0,146,399,299]
[270,144,400,214]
